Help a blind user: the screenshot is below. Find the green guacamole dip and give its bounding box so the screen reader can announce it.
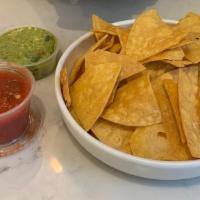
[0,27,56,65]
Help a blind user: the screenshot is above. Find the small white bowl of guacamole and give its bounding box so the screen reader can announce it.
[0,26,58,80]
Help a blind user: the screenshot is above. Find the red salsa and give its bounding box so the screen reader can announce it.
[0,65,33,145]
[0,71,30,113]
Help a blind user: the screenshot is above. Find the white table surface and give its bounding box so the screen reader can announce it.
[1,0,200,199]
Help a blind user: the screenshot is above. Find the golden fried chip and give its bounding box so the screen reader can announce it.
[92,119,133,154]
[129,124,190,160]
[163,79,186,144]
[182,40,200,63]
[125,9,186,61]
[143,48,185,63]
[145,61,175,80]
[162,60,192,67]
[85,50,145,81]
[70,62,121,131]
[175,13,200,54]
[178,66,200,158]
[171,32,200,50]
[60,66,71,107]
[116,28,130,54]
[176,12,200,33]
[102,73,162,126]
[149,75,192,160]
[92,15,117,39]
[69,34,110,85]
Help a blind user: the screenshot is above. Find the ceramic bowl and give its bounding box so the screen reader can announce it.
[55,19,200,180]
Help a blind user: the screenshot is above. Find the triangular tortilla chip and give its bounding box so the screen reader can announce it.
[163,79,186,144]
[143,48,184,63]
[125,9,186,61]
[175,13,200,58]
[102,73,162,126]
[142,74,192,160]
[178,66,200,158]
[92,15,117,40]
[85,50,145,82]
[129,124,190,160]
[69,34,119,85]
[176,12,200,33]
[92,119,133,154]
[70,62,121,131]
[69,34,110,85]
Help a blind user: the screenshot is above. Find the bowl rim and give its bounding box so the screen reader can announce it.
[55,18,200,169]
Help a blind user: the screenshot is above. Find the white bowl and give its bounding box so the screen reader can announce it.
[55,19,200,180]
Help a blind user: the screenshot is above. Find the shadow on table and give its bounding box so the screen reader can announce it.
[47,0,158,30]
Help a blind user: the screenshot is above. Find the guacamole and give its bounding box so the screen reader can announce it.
[0,27,56,65]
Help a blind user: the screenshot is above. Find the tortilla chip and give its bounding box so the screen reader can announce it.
[92,119,133,154]
[149,74,192,160]
[175,13,200,55]
[70,62,121,131]
[60,66,71,107]
[178,66,200,158]
[69,34,110,85]
[125,9,186,61]
[143,48,185,63]
[176,12,200,33]
[171,32,200,50]
[129,124,190,160]
[145,61,175,80]
[182,40,200,63]
[116,28,130,54]
[102,73,162,126]
[85,50,145,82]
[162,60,192,67]
[163,79,186,144]
[92,15,117,39]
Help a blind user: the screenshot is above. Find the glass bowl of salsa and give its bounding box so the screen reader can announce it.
[0,62,35,145]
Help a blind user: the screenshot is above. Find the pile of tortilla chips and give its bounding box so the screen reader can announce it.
[60,9,200,161]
